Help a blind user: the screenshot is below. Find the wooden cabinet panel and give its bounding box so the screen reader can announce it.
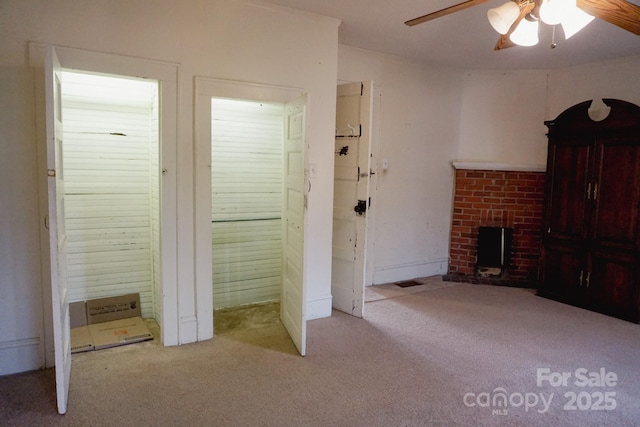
[540,244,585,301]
[587,251,639,321]
[545,139,591,241]
[539,99,640,323]
[592,139,640,251]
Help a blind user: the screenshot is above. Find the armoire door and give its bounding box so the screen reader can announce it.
[545,135,592,242]
[540,244,586,302]
[591,137,640,252]
[587,250,639,321]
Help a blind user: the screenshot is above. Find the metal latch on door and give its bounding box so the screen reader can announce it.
[354,200,367,216]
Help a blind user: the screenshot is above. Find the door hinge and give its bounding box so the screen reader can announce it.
[47,169,56,177]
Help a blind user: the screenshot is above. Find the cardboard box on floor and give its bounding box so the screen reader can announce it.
[70,293,153,353]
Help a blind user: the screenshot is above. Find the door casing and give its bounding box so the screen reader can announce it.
[30,43,179,365]
[194,77,308,351]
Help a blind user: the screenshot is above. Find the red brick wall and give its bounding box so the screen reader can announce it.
[448,169,545,284]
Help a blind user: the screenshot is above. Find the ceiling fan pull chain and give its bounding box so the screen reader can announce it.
[550,24,557,49]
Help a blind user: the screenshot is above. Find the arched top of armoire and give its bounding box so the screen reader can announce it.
[545,99,640,136]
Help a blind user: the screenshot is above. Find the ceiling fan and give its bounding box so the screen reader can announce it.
[405,0,640,50]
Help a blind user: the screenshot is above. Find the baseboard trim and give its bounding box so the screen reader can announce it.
[0,337,40,350]
[374,258,448,285]
[0,337,43,376]
[306,295,332,320]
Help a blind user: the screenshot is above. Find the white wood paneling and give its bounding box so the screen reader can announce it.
[61,71,158,318]
[211,98,284,309]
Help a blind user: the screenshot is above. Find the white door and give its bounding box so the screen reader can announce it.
[332,81,373,318]
[45,46,71,415]
[281,95,307,356]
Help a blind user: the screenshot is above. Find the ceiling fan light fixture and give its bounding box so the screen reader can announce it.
[487,1,521,35]
[510,15,540,46]
[539,0,575,26]
[561,6,595,39]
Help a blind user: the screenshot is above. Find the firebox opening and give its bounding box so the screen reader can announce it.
[475,226,513,279]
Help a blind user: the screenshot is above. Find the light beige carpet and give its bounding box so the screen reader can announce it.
[2,283,640,426]
[364,275,460,302]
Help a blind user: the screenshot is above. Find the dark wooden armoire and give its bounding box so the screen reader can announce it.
[538,99,640,323]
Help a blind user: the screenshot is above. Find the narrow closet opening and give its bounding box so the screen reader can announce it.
[61,71,162,335]
[211,98,284,332]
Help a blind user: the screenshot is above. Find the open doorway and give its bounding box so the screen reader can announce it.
[194,78,307,355]
[60,71,163,331]
[32,44,178,414]
[210,98,284,333]
[210,98,284,309]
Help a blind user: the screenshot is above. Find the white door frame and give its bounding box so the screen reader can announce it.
[193,77,305,343]
[30,44,180,362]
[365,84,382,287]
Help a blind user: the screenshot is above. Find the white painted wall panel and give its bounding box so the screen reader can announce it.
[211,99,283,309]
[61,72,158,318]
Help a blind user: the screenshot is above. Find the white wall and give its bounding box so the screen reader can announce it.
[457,70,549,167]
[0,0,338,375]
[456,56,640,167]
[546,56,640,119]
[338,45,463,284]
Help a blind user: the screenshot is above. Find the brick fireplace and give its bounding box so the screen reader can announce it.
[445,164,546,287]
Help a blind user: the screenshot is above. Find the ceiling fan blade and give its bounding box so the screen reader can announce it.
[405,0,491,26]
[577,0,640,35]
[494,2,536,50]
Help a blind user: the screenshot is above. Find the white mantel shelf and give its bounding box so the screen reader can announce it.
[452,161,546,172]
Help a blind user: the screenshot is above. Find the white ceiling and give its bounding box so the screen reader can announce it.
[263,0,640,70]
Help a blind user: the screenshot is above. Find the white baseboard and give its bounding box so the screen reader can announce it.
[306,295,332,320]
[373,258,449,285]
[0,337,43,375]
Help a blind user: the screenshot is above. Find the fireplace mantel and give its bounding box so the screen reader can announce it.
[452,161,546,172]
